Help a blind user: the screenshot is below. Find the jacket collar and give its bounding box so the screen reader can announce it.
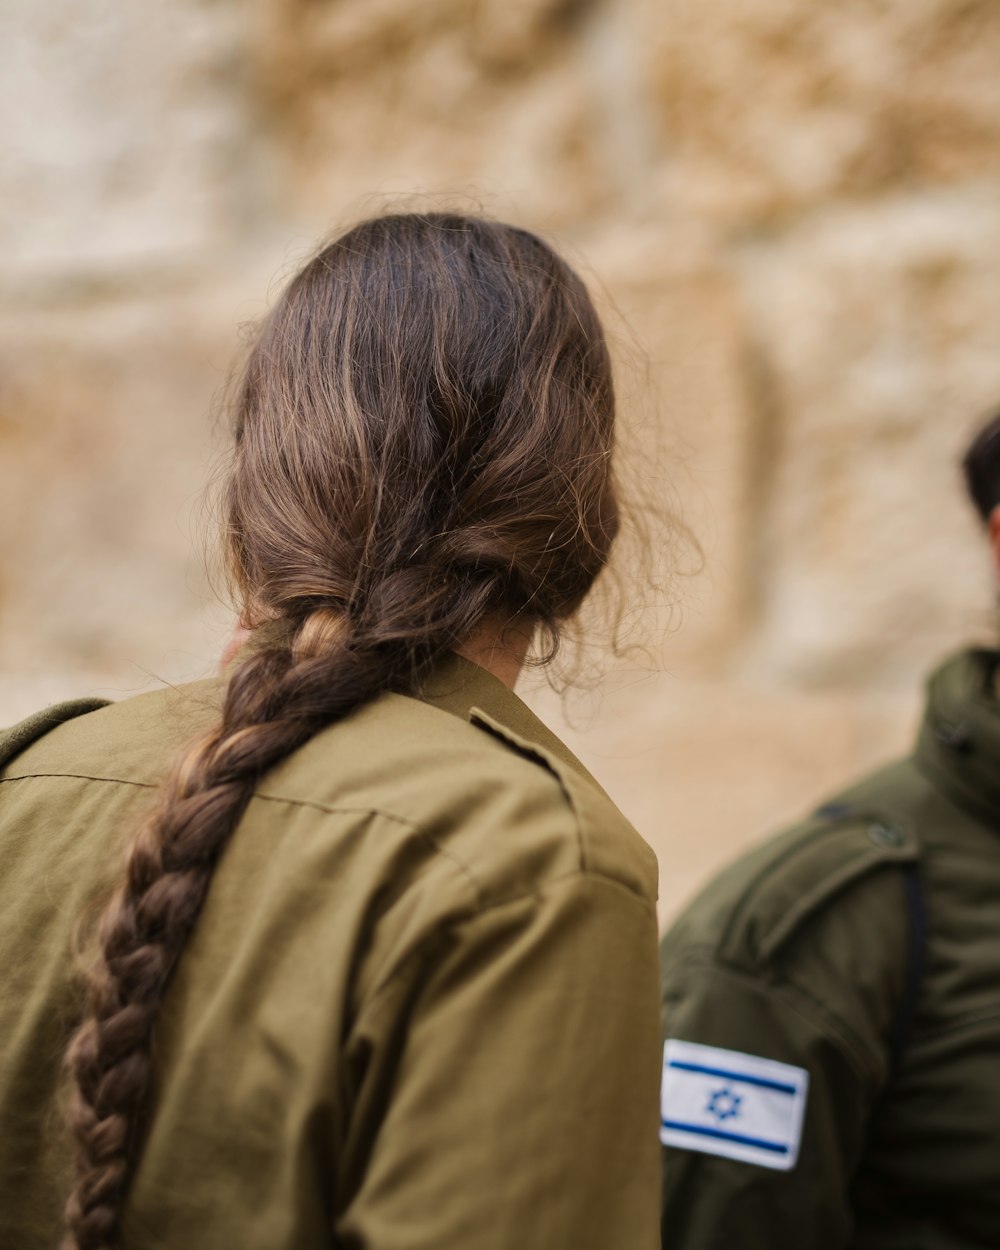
[917,646,1000,822]
[417,652,598,786]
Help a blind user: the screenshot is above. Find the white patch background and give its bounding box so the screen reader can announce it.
[660,1039,809,1171]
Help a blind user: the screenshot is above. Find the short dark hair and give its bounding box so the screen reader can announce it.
[962,411,1000,522]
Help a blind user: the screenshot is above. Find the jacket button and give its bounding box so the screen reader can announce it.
[868,821,906,849]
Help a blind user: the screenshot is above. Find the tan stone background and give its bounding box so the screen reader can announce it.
[4,0,1000,924]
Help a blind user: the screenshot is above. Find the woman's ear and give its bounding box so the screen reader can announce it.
[220,622,253,672]
[987,507,1000,582]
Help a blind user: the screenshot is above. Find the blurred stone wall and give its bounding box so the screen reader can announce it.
[4,0,1000,920]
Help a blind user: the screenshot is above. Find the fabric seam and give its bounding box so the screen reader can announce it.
[0,772,653,909]
[665,947,885,1085]
[360,871,654,1021]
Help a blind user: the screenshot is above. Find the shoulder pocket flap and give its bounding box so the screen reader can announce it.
[720,812,919,967]
[469,706,659,903]
[468,706,562,778]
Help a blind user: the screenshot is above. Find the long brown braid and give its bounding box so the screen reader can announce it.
[61,213,620,1249]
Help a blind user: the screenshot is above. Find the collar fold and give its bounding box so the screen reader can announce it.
[417,653,598,786]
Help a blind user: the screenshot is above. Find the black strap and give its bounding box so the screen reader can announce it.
[889,862,927,1067]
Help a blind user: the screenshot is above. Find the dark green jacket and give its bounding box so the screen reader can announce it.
[0,655,661,1250]
[660,648,1000,1249]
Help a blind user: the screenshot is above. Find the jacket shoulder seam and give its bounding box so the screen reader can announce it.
[2,769,651,910]
[254,792,487,904]
[361,869,654,1020]
[0,771,155,790]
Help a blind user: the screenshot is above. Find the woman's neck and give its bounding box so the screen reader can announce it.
[222,615,534,691]
[455,618,533,691]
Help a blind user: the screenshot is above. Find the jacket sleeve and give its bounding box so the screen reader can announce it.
[659,864,912,1250]
[335,874,661,1250]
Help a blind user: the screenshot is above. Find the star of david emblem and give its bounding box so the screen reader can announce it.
[706,1085,743,1123]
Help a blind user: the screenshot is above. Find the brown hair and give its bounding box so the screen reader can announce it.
[61,212,620,1249]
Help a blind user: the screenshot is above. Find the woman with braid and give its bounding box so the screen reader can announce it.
[0,214,661,1250]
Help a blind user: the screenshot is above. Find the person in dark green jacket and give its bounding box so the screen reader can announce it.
[659,412,1000,1249]
[0,214,662,1250]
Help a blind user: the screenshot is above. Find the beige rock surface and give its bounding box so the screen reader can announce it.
[3,0,999,923]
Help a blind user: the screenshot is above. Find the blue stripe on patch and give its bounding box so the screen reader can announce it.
[667,1060,797,1096]
[661,1119,790,1154]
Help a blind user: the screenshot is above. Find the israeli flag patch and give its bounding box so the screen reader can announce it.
[660,1039,809,1171]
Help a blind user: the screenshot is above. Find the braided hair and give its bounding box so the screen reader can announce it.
[61,213,620,1249]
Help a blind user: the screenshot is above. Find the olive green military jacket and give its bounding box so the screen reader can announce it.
[659,647,1000,1249]
[0,655,661,1250]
